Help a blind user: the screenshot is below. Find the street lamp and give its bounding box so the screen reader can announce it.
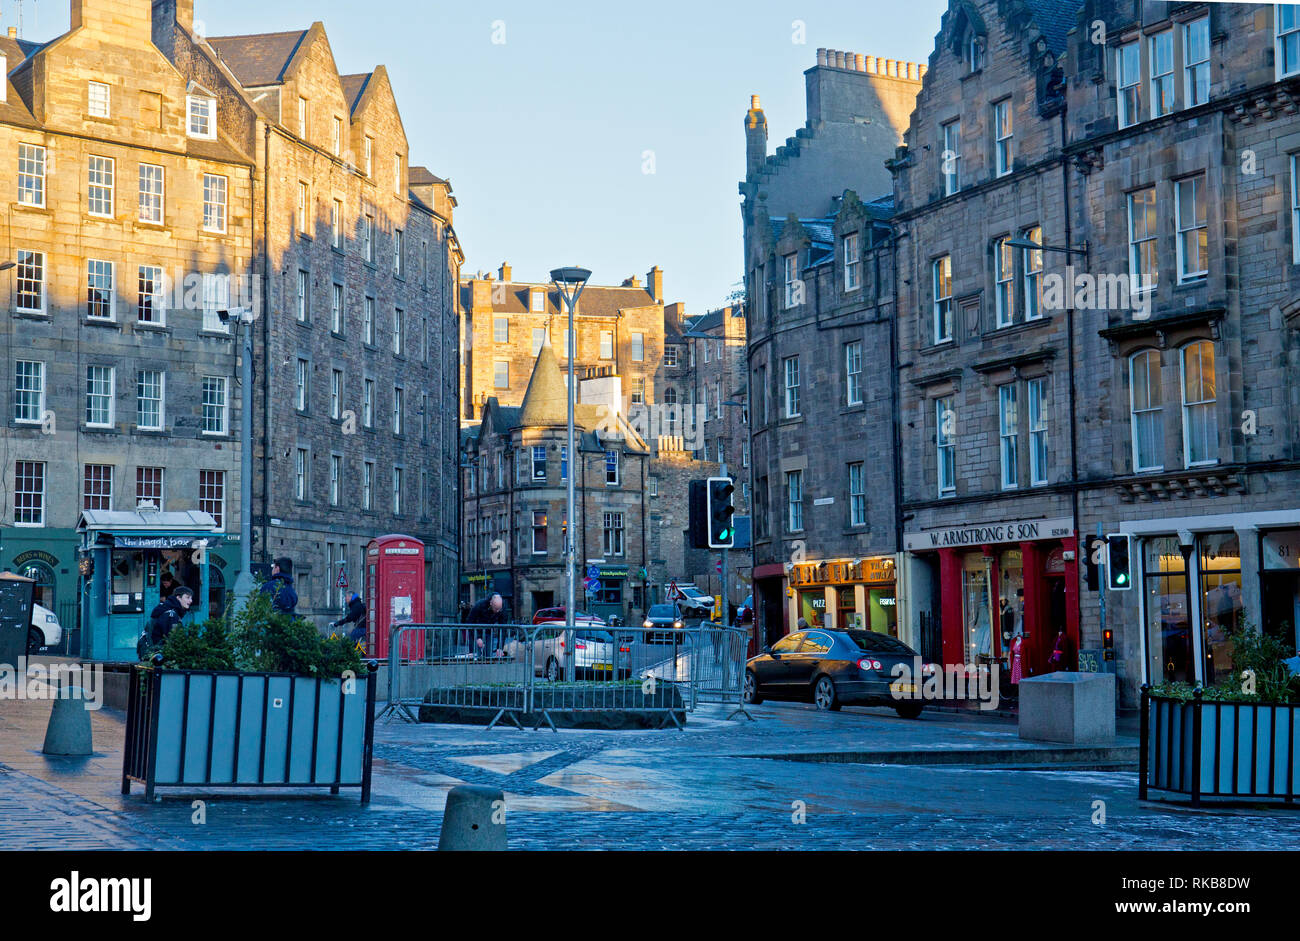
[549,266,591,681]
[218,307,258,609]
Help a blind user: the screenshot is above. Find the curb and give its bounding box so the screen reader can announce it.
[735,745,1140,768]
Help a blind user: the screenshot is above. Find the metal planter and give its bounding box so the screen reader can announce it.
[1140,686,1299,806]
[122,664,377,802]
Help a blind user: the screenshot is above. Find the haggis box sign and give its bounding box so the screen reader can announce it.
[903,517,1073,551]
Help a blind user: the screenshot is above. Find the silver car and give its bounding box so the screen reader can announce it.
[525,622,631,681]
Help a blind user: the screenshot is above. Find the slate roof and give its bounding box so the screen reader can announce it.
[340,72,371,114]
[1024,0,1082,56]
[207,29,308,86]
[410,166,446,186]
[518,342,569,427]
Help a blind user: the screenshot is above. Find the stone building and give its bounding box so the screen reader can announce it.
[742,51,922,646]
[1063,0,1300,704]
[459,265,669,424]
[152,2,464,622]
[890,0,1083,681]
[0,0,256,657]
[460,341,652,624]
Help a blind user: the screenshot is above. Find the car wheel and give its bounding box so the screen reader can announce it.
[813,675,841,711]
[27,627,44,652]
[545,658,561,682]
[743,670,763,705]
[894,702,923,720]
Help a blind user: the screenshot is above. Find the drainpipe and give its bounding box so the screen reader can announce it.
[261,123,272,564]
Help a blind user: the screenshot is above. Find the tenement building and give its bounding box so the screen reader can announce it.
[891,0,1082,681]
[1065,0,1300,703]
[161,2,463,622]
[0,0,255,659]
[0,0,463,663]
[460,341,652,624]
[742,50,921,646]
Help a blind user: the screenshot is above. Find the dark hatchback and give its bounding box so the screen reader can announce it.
[743,628,929,718]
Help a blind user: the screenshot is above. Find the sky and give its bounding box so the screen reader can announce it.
[8,0,949,313]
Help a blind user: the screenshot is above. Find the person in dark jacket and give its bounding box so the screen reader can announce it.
[139,586,194,658]
[259,557,298,615]
[332,593,367,645]
[466,593,508,658]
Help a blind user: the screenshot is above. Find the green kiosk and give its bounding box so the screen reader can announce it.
[76,509,222,662]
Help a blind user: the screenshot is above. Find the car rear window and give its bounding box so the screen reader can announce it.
[843,631,915,655]
[576,629,613,641]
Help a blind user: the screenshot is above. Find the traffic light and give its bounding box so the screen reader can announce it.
[688,480,708,549]
[1083,536,1103,591]
[707,476,735,548]
[1102,627,1115,661]
[1106,533,1132,590]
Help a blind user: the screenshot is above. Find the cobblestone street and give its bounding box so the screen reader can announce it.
[3,691,1298,851]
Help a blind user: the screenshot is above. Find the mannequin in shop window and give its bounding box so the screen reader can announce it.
[973,596,992,660]
[1048,628,1069,672]
[1009,630,1024,685]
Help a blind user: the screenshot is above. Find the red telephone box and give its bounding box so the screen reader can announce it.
[365,534,426,660]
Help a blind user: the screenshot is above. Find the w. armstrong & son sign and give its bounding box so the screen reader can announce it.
[903,517,1074,552]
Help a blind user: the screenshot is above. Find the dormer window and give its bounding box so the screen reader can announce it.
[0,55,6,103]
[966,32,984,72]
[187,95,216,140]
[531,289,545,313]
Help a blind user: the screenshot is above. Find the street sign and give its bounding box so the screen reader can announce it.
[715,559,722,575]
[336,570,348,589]
[586,565,600,580]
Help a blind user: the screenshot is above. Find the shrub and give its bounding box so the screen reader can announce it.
[154,590,367,679]
[1150,615,1299,704]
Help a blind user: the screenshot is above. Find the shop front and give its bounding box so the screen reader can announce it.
[459,569,513,615]
[1125,515,1300,688]
[788,556,898,636]
[588,564,628,624]
[904,516,1078,676]
[76,510,223,662]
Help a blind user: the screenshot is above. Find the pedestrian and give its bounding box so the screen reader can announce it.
[138,586,194,660]
[259,557,299,615]
[331,592,367,646]
[158,571,179,599]
[466,592,508,657]
[796,617,809,631]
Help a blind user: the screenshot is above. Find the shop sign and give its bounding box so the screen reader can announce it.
[113,534,205,549]
[13,550,59,568]
[903,517,1073,552]
[384,547,421,556]
[598,566,628,578]
[791,557,895,587]
[1262,530,1300,571]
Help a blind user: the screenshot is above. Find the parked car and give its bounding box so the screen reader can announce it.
[28,604,62,652]
[743,628,931,718]
[518,625,630,681]
[642,603,687,644]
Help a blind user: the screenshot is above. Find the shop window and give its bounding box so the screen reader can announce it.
[998,550,1024,649]
[1142,536,1193,684]
[963,555,995,663]
[1199,532,1242,686]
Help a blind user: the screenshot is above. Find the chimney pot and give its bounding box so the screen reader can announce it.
[816,48,828,67]
[885,59,896,76]
[906,63,915,79]
[855,54,865,71]
[834,50,846,69]
[750,94,761,110]
[919,64,928,78]
[6,26,14,38]
[866,55,877,72]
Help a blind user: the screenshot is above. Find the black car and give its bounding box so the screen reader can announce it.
[743,628,929,718]
[642,603,686,644]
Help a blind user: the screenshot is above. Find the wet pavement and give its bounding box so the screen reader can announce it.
[2,686,1299,850]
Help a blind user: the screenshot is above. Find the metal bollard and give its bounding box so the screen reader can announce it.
[43,687,93,756]
[438,785,507,850]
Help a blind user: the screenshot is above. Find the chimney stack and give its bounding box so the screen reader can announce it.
[745,95,768,178]
[647,266,663,303]
[498,262,511,282]
[6,26,14,38]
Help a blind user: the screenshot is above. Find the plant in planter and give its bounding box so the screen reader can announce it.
[1142,615,1300,804]
[124,588,377,803]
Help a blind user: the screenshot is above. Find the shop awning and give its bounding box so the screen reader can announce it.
[77,510,222,548]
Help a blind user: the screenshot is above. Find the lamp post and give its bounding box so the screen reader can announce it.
[218,307,257,609]
[549,267,591,682]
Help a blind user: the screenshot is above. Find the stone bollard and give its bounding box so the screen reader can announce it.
[438,785,506,851]
[43,687,93,756]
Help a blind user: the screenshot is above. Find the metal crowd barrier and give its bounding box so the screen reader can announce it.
[378,621,743,730]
